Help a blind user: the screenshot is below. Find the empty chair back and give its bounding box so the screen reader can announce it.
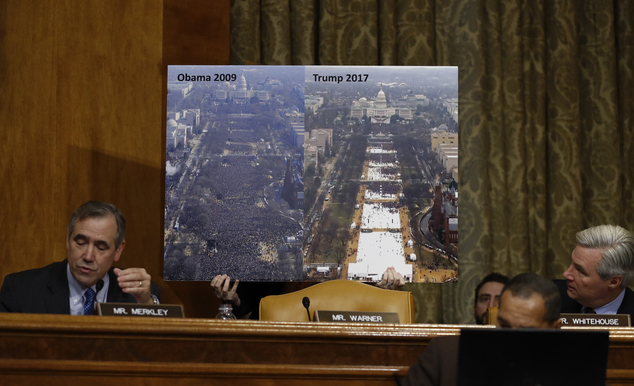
[259,280,415,323]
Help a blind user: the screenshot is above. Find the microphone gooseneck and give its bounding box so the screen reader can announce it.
[302,296,311,322]
[95,279,104,294]
[93,279,105,313]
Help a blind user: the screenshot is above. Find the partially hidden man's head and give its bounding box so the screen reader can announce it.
[496,273,561,329]
[474,272,509,324]
[563,225,634,309]
[66,201,126,288]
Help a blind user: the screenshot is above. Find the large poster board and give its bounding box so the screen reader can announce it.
[164,65,458,284]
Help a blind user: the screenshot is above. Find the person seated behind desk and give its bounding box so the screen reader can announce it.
[401,273,562,386]
[558,224,634,317]
[473,272,509,324]
[0,201,160,314]
[211,267,406,319]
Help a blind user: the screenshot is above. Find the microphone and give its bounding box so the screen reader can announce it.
[95,279,104,294]
[94,279,104,313]
[302,296,311,322]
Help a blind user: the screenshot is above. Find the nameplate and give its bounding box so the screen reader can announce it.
[315,310,399,323]
[560,313,630,327]
[98,303,185,318]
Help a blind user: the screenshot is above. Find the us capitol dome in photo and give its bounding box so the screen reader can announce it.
[350,85,414,123]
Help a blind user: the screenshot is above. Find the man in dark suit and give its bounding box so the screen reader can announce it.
[401,273,562,386]
[560,225,634,317]
[0,201,160,314]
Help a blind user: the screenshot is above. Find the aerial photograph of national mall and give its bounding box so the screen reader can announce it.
[163,65,458,284]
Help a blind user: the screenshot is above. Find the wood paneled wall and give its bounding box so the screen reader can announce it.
[0,0,230,317]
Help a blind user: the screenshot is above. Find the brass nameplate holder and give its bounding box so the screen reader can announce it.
[315,310,399,323]
[98,303,185,318]
[560,313,630,327]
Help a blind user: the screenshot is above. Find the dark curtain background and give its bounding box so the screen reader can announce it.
[229,0,634,324]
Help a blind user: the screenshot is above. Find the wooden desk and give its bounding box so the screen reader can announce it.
[1,314,634,385]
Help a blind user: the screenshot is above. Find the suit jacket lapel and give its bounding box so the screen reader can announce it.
[617,287,634,317]
[45,261,71,314]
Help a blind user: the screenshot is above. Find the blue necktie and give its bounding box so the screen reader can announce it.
[83,288,95,315]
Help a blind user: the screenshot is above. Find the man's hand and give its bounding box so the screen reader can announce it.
[376,267,405,290]
[114,267,153,304]
[211,274,241,309]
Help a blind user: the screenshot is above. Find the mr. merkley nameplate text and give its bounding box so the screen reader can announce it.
[98,303,184,318]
